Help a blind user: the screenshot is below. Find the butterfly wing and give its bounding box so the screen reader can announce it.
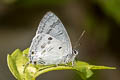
[29,33,69,65]
[36,11,72,54]
[29,12,72,65]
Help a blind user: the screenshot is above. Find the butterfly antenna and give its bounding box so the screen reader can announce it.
[73,30,85,50]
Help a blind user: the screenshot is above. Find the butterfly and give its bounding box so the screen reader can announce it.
[28,11,78,66]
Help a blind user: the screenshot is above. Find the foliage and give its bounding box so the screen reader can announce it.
[7,48,116,80]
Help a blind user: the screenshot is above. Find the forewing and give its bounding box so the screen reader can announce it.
[36,11,72,54]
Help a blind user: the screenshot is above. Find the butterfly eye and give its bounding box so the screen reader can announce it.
[59,47,62,49]
[48,37,52,40]
[73,50,78,55]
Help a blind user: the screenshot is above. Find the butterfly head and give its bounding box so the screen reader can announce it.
[72,49,78,56]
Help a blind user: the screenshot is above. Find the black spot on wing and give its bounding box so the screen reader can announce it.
[32,51,34,55]
[34,61,37,64]
[48,37,52,40]
[59,47,62,49]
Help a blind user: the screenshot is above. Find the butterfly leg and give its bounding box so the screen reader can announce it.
[71,61,74,66]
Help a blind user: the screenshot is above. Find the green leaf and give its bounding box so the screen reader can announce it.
[73,61,93,80]
[15,50,29,79]
[7,48,29,80]
[73,61,116,80]
[23,48,29,55]
[7,50,21,80]
[11,49,22,60]
[24,64,37,80]
[7,49,116,80]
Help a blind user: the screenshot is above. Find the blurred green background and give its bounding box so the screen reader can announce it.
[0,0,119,80]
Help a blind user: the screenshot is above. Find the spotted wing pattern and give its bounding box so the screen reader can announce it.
[29,33,68,65]
[29,12,73,65]
[36,12,72,54]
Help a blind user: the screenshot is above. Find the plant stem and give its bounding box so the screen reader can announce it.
[34,66,74,79]
[90,65,116,69]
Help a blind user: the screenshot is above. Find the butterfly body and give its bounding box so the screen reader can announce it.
[29,11,78,65]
